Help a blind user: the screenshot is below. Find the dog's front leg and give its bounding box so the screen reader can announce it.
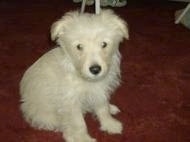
[95,102,123,134]
[60,108,96,142]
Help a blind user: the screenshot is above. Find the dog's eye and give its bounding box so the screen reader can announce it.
[76,44,83,51]
[101,42,107,48]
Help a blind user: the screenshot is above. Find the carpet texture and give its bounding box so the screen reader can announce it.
[0,0,190,142]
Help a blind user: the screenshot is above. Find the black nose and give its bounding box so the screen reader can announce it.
[89,65,101,75]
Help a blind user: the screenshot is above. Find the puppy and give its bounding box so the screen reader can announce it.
[20,10,128,142]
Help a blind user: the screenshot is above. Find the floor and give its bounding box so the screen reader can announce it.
[0,0,190,142]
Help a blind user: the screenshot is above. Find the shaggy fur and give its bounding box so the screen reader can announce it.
[20,10,128,142]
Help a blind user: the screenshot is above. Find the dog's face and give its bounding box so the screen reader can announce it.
[51,10,128,81]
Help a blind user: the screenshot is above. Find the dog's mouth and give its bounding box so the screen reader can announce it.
[82,74,106,82]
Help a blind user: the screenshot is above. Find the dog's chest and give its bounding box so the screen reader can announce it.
[57,65,120,112]
[78,82,107,112]
[76,77,116,110]
[59,75,109,109]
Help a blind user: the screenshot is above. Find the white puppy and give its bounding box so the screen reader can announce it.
[20,9,128,142]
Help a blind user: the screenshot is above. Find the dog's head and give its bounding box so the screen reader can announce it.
[51,10,129,81]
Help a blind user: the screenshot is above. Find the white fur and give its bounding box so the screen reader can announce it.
[20,9,128,142]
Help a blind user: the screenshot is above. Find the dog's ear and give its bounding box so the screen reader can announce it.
[51,19,65,41]
[114,16,129,40]
[100,10,129,40]
[51,11,79,41]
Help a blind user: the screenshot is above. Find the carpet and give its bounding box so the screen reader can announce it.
[0,0,190,142]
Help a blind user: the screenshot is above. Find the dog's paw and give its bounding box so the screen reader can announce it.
[100,117,123,134]
[109,104,121,115]
[64,133,96,142]
[77,136,96,142]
